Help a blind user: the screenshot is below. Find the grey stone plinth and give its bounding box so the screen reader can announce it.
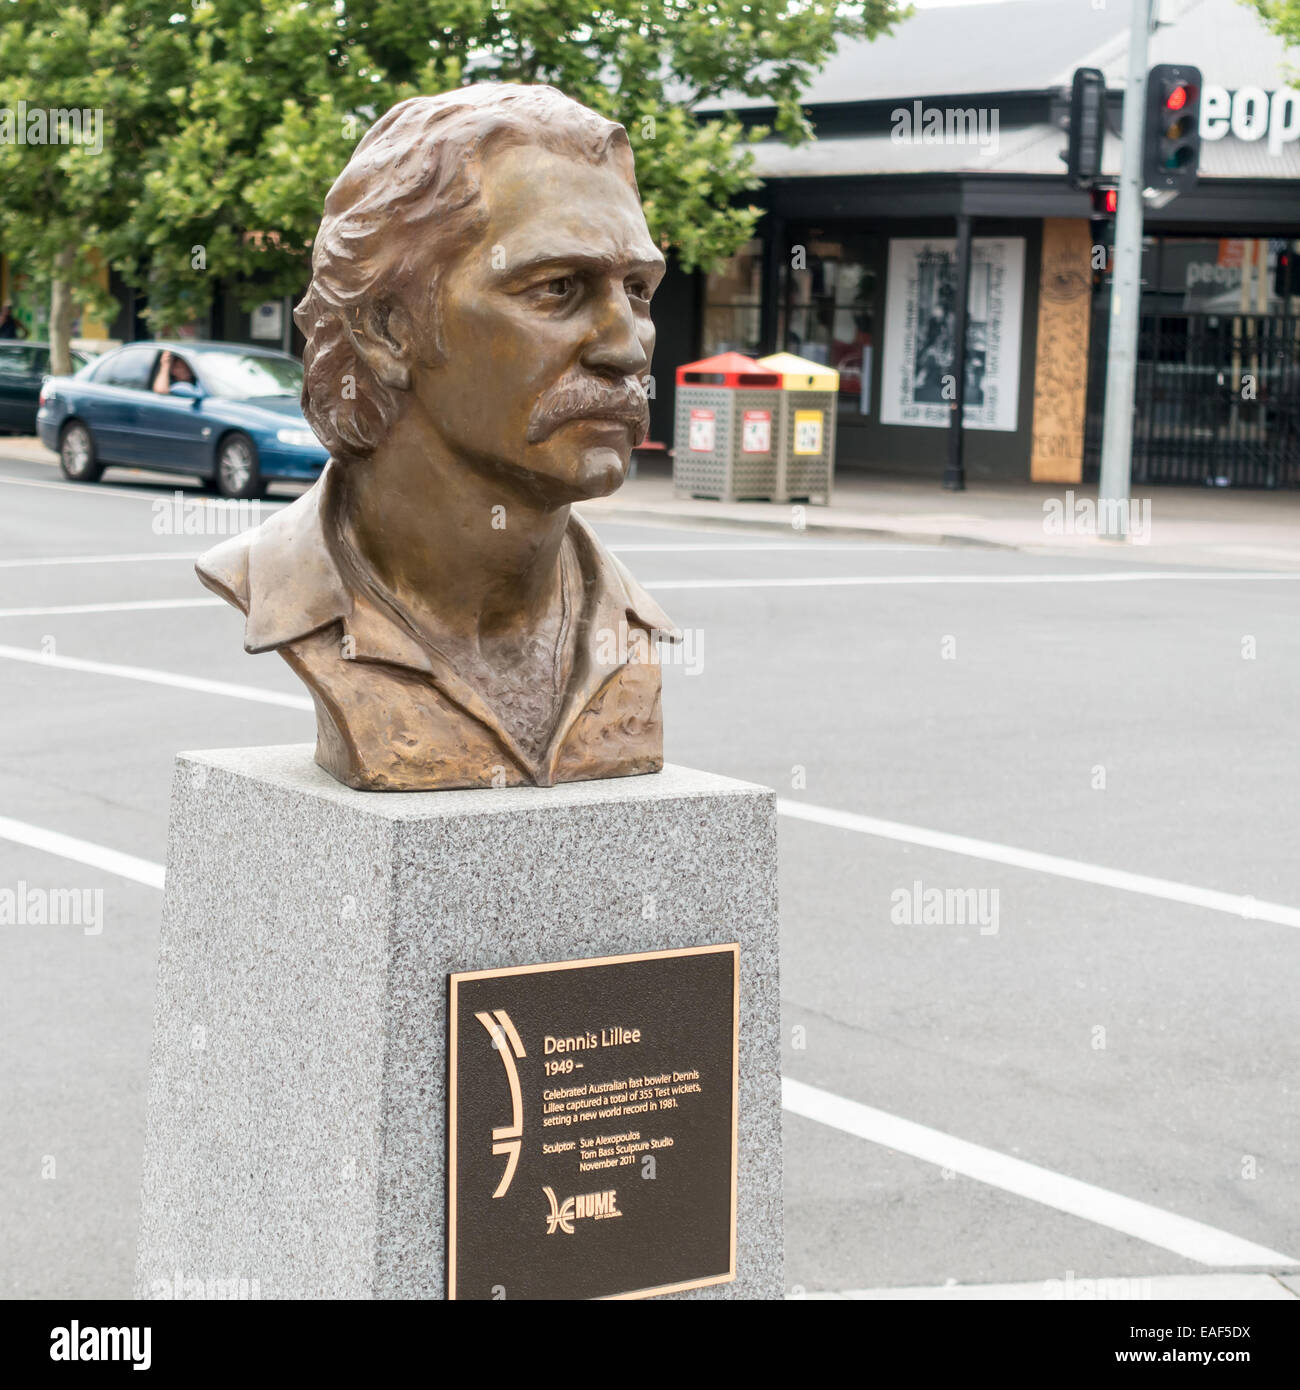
[135,746,782,1300]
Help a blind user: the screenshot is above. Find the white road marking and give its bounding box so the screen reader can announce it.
[776,799,1300,929]
[0,551,201,569]
[782,1077,1297,1267]
[608,542,943,553]
[0,598,222,618]
[797,1273,1298,1300]
[19,571,1288,609]
[4,638,1295,928]
[0,643,313,710]
[0,545,932,572]
[2,804,1292,1268]
[0,472,288,506]
[0,472,200,502]
[645,570,1300,591]
[1211,544,1300,563]
[0,815,164,889]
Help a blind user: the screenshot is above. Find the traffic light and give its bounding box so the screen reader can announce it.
[1065,67,1106,189]
[1089,187,1117,276]
[1276,245,1300,301]
[1143,64,1202,194]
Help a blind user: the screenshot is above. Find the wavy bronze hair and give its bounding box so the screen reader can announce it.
[294,84,635,463]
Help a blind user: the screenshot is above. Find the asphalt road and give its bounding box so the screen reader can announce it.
[1,452,1298,1298]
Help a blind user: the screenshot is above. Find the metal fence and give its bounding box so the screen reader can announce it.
[1087,311,1300,488]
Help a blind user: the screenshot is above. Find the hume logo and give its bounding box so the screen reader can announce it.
[544,1186,621,1234]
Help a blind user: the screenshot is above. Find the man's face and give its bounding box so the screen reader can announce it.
[407,143,664,506]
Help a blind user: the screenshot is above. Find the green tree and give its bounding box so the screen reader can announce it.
[4,1,906,356]
[0,2,190,370]
[1250,0,1300,44]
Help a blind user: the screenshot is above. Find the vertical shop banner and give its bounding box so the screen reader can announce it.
[880,237,1025,432]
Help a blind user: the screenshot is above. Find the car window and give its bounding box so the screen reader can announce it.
[194,351,302,400]
[70,351,90,371]
[94,345,159,389]
[0,346,41,374]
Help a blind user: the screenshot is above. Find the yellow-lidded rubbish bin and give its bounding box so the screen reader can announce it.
[756,353,839,505]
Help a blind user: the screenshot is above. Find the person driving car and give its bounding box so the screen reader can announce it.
[152,349,196,395]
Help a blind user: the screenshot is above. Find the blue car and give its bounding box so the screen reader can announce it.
[37,340,329,498]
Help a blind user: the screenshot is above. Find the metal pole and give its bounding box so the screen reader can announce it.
[1097,0,1153,539]
[943,211,971,491]
[759,212,785,356]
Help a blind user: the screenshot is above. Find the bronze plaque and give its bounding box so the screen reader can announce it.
[448,944,739,1300]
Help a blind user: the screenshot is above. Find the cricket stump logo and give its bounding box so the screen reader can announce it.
[476,1010,526,1198]
[543,1187,576,1234]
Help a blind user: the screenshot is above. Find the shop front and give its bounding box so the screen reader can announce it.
[666,0,1300,489]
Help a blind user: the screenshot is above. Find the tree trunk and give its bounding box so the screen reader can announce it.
[48,246,77,376]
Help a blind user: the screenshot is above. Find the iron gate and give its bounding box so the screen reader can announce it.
[1097,312,1300,488]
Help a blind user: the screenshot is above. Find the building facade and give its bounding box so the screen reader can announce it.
[650,0,1300,488]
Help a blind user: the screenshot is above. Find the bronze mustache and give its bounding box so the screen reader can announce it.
[526,376,650,445]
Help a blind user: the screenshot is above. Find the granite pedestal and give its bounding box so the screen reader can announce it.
[135,745,782,1299]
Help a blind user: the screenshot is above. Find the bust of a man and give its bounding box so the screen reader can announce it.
[197,84,677,791]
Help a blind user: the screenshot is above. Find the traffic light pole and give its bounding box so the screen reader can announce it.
[1097,0,1154,540]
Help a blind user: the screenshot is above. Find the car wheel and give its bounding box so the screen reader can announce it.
[59,421,103,483]
[214,432,263,500]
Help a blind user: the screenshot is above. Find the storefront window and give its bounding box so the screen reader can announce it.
[702,238,763,357]
[783,230,878,416]
[1141,237,1286,315]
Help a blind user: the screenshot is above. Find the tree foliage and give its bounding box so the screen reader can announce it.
[0,0,905,350]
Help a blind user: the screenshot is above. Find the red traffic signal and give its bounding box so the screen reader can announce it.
[1143,64,1202,193]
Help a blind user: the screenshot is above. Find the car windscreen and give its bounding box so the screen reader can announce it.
[195,351,303,401]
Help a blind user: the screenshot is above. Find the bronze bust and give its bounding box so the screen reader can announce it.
[197,85,678,791]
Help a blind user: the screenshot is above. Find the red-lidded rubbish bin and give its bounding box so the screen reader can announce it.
[672,352,782,501]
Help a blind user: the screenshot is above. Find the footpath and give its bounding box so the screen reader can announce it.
[4,436,1297,570]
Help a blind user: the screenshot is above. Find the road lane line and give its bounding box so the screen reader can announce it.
[0,473,204,502]
[0,551,201,569]
[0,599,223,618]
[797,1273,1299,1300]
[0,643,313,710]
[0,473,290,505]
[1,806,1291,1267]
[645,570,1300,590]
[0,816,164,889]
[777,799,1300,928]
[0,545,934,571]
[607,542,943,553]
[3,638,1296,926]
[782,1077,1297,1267]
[7,571,1296,617]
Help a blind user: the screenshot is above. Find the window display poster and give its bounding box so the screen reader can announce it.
[879,237,1025,432]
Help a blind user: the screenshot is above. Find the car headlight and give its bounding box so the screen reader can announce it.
[276,428,319,447]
